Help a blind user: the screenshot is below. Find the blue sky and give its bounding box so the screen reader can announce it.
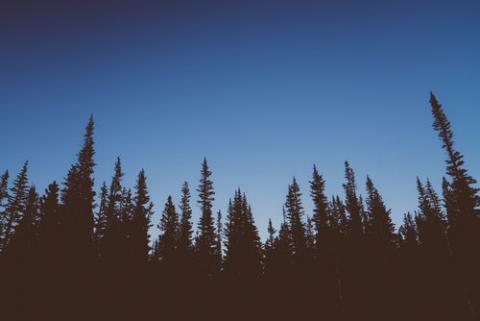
[1,0,479,238]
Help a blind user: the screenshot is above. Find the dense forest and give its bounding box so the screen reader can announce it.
[0,93,479,321]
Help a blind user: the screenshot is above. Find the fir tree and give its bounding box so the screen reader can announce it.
[178,182,193,255]
[310,165,329,250]
[131,169,153,263]
[284,178,307,263]
[1,161,29,252]
[343,161,363,240]
[156,195,179,264]
[196,158,217,276]
[365,176,395,248]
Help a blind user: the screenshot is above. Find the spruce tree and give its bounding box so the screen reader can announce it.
[310,165,329,251]
[223,190,261,278]
[196,158,217,277]
[131,169,153,263]
[178,182,193,256]
[6,186,39,260]
[102,157,124,263]
[430,93,479,240]
[284,178,307,264]
[38,182,61,260]
[156,195,179,264]
[365,176,395,248]
[61,116,96,261]
[1,161,29,252]
[343,161,363,240]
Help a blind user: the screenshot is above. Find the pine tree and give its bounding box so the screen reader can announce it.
[178,182,193,256]
[196,158,217,276]
[365,176,395,248]
[264,218,277,276]
[156,195,179,264]
[415,178,447,251]
[310,165,328,251]
[102,157,124,262]
[284,178,307,264]
[131,169,153,263]
[430,93,479,238]
[399,212,418,250]
[343,161,363,240]
[38,182,61,261]
[94,182,108,253]
[1,161,29,253]
[61,116,96,261]
[223,190,262,278]
[6,186,39,261]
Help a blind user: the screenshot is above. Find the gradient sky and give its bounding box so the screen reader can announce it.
[1,0,479,239]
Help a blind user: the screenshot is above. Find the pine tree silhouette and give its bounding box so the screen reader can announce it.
[195,158,218,277]
[1,161,29,253]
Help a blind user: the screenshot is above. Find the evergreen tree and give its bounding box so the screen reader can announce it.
[156,195,179,264]
[415,178,447,251]
[6,186,39,260]
[61,116,96,261]
[223,190,261,278]
[131,169,153,263]
[196,158,217,276]
[1,161,29,252]
[38,182,61,260]
[343,161,363,240]
[430,93,479,230]
[284,178,307,264]
[264,218,277,276]
[399,212,418,250]
[178,182,193,256]
[102,157,124,262]
[310,165,329,251]
[365,176,395,247]
[94,182,108,252]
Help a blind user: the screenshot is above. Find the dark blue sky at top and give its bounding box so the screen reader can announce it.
[1,0,479,238]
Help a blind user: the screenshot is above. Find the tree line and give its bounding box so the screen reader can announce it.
[0,93,479,321]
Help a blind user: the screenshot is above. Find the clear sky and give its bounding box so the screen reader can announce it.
[1,0,479,239]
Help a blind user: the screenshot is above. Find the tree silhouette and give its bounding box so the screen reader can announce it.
[195,158,218,277]
[1,161,29,253]
[0,93,479,320]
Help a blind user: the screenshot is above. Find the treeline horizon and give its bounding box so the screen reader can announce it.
[1,93,479,321]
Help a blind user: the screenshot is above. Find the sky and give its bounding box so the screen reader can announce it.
[1,0,479,239]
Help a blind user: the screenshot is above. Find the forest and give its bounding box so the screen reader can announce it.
[0,93,479,321]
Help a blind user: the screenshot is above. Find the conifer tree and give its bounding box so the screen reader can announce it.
[310,165,329,250]
[61,116,96,261]
[223,190,261,278]
[1,161,29,252]
[284,178,307,264]
[430,93,479,244]
[178,182,193,256]
[264,218,277,276]
[365,176,395,248]
[399,212,418,250]
[38,182,61,261]
[7,186,39,261]
[131,169,153,263]
[343,161,363,240]
[94,182,108,252]
[196,158,217,276]
[156,195,179,264]
[102,157,124,262]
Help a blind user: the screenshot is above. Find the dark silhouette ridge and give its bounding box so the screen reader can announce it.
[0,93,479,321]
